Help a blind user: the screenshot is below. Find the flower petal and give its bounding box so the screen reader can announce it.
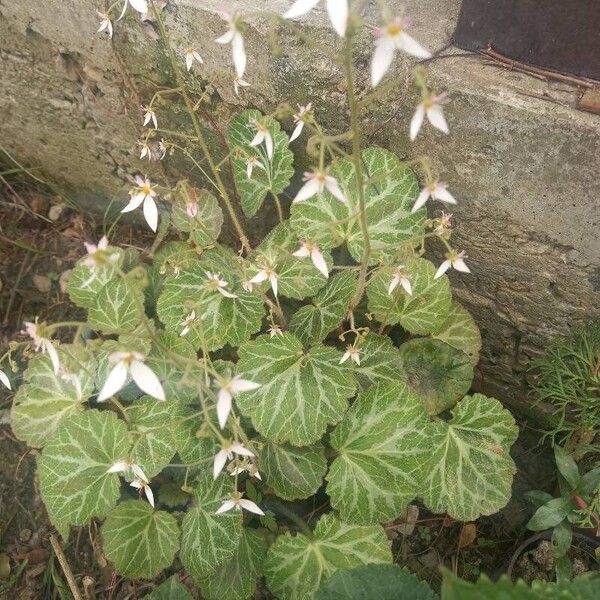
[0,370,11,390]
[230,377,261,394]
[326,0,348,37]
[292,177,321,203]
[434,259,452,279]
[215,29,235,44]
[409,104,426,141]
[98,362,128,402]
[433,185,456,205]
[452,258,471,273]
[143,196,159,232]
[45,342,61,375]
[131,464,149,483]
[130,360,166,401]
[217,287,238,299]
[388,274,399,295]
[231,32,247,79]
[324,176,347,204]
[292,244,311,258]
[426,105,449,135]
[129,0,148,14]
[106,461,128,474]
[216,389,233,429]
[249,130,265,147]
[213,450,228,479]
[249,271,268,284]
[289,121,304,142]
[371,37,395,87]
[231,442,255,457]
[186,53,193,71]
[310,247,329,278]
[401,277,413,296]
[215,499,236,514]
[121,193,145,213]
[144,484,155,507]
[270,273,279,298]
[397,32,432,59]
[239,498,265,515]
[284,0,321,19]
[340,351,350,364]
[265,132,274,160]
[411,186,430,213]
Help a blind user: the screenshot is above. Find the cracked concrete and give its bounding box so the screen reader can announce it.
[0,0,598,414]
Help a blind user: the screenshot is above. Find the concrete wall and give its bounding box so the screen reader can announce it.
[1,0,599,414]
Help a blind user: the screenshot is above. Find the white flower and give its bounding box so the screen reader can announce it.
[340,346,361,365]
[216,376,260,429]
[0,370,11,390]
[371,16,432,87]
[388,266,412,295]
[121,176,159,232]
[233,76,250,96]
[184,47,203,71]
[139,143,151,160]
[434,212,453,235]
[81,236,119,287]
[158,139,167,160]
[412,181,456,213]
[180,310,196,337]
[284,0,349,38]
[98,351,165,402]
[97,12,113,38]
[269,325,284,338]
[213,441,255,479]
[130,479,155,507]
[242,280,254,292]
[289,103,312,142]
[410,94,449,141]
[292,169,347,204]
[246,156,265,179]
[205,272,238,298]
[249,118,274,160]
[107,461,148,483]
[292,241,328,278]
[118,0,148,21]
[22,318,60,375]
[215,13,247,79]
[216,492,264,516]
[142,106,158,129]
[230,462,262,480]
[186,200,198,218]
[249,267,279,298]
[434,250,471,279]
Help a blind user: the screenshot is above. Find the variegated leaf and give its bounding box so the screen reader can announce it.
[326,382,430,524]
[351,332,405,392]
[265,513,391,600]
[432,303,482,366]
[102,500,179,579]
[422,394,518,521]
[171,187,223,247]
[88,277,145,334]
[235,334,357,446]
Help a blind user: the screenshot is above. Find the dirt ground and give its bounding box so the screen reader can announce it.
[0,165,587,598]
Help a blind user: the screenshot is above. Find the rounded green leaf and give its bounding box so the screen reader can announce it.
[290,147,424,264]
[315,565,437,600]
[399,338,474,415]
[326,382,430,524]
[102,500,179,580]
[199,528,268,600]
[143,575,193,599]
[171,188,223,247]
[128,399,177,477]
[38,410,130,535]
[11,345,95,448]
[526,497,571,531]
[261,441,327,500]
[422,394,518,521]
[432,303,482,365]
[265,513,392,600]
[367,258,452,335]
[289,270,357,346]
[351,333,405,392]
[180,473,243,580]
[156,247,264,351]
[88,277,144,334]
[228,109,294,217]
[236,334,357,445]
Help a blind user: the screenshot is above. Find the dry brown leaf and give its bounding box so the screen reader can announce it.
[458,522,477,549]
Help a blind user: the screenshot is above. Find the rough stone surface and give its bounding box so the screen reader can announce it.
[1,0,598,414]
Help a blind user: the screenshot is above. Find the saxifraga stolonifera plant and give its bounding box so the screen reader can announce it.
[1,1,520,597]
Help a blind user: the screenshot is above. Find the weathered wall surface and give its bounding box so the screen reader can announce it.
[1,0,599,414]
